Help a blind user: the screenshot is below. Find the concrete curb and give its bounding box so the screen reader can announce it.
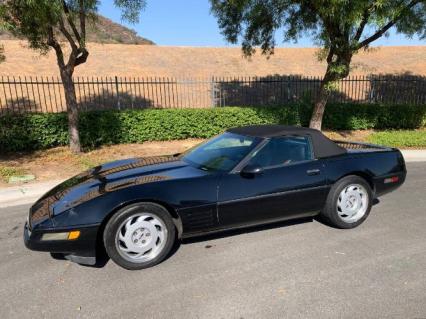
[401,150,426,162]
[0,180,64,208]
[0,150,425,207]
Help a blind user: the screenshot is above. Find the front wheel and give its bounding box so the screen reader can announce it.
[103,203,176,270]
[321,175,373,229]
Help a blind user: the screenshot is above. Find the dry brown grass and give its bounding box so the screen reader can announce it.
[1,41,425,77]
[0,139,202,187]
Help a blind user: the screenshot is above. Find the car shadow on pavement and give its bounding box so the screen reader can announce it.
[49,249,111,268]
[47,214,347,269]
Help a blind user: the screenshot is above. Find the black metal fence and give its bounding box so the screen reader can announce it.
[1,75,425,114]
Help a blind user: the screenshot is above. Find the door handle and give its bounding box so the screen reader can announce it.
[306,169,321,176]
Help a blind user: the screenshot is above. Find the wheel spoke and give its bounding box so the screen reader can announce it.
[136,214,150,223]
[115,212,168,263]
[336,184,369,223]
[125,218,133,230]
[118,230,126,243]
[150,218,163,229]
[122,233,135,251]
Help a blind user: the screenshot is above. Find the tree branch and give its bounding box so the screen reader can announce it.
[47,27,66,69]
[58,16,78,52]
[74,48,89,67]
[356,0,420,49]
[62,0,82,44]
[353,5,373,42]
[303,1,344,49]
[79,0,86,44]
[326,46,335,63]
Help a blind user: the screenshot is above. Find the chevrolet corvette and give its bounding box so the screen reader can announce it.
[24,125,406,270]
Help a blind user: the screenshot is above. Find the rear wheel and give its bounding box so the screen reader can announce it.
[104,203,176,270]
[321,175,373,229]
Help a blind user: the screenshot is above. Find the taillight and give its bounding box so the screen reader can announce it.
[384,176,399,184]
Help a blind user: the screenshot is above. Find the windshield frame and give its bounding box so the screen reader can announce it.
[181,132,262,172]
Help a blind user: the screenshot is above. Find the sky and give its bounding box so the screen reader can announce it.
[99,0,425,47]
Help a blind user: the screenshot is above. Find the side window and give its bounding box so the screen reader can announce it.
[248,136,313,168]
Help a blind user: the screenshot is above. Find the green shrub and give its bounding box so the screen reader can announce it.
[322,103,426,130]
[0,103,425,152]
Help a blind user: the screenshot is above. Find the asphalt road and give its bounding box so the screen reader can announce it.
[1,163,425,319]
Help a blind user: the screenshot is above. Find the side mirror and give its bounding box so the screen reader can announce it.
[240,164,264,178]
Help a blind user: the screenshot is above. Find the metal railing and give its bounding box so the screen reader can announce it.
[1,75,425,114]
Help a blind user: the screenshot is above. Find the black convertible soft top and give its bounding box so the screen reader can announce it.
[227,125,346,159]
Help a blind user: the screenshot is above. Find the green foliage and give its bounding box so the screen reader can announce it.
[0,0,147,53]
[368,130,426,147]
[1,104,425,153]
[1,0,64,53]
[320,103,426,130]
[210,0,426,129]
[114,0,147,23]
[210,1,426,57]
[0,0,148,152]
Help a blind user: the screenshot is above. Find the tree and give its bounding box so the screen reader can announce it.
[210,0,426,130]
[0,0,146,152]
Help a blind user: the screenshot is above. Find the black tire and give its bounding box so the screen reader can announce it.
[320,175,373,229]
[103,202,176,270]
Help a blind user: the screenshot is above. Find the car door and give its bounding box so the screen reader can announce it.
[217,136,329,228]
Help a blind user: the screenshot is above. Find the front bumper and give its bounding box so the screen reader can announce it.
[24,222,100,265]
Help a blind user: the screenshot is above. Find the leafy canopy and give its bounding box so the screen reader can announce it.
[210,0,426,57]
[0,0,146,53]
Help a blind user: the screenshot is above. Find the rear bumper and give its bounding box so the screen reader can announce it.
[374,170,407,197]
[24,222,100,264]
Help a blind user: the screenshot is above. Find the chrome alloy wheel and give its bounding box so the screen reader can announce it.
[337,184,369,223]
[115,213,168,263]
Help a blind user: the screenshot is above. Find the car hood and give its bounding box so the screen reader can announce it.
[29,155,202,227]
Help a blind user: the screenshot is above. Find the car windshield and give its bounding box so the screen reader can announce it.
[182,132,261,172]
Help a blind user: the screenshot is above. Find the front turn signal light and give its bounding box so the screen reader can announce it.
[68,230,80,240]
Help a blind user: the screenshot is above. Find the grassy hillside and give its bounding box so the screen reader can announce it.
[0,15,154,45]
[0,42,424,77]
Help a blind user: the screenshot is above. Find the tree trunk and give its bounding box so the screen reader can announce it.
[60,69,81,153]
[310,54,351,130]
[309,77,331,130]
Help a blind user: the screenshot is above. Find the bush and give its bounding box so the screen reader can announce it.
[1,103,425,152]
[321,103,426,130]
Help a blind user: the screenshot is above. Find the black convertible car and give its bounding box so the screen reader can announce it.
[24,125,406,270]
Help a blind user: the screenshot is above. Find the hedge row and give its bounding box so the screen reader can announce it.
[1,103,425,152]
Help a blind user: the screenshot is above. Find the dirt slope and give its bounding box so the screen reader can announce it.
[0,41,425,77]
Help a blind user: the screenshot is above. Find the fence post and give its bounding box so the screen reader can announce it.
[115,76,121,110]
[287,76,291,102]
[210,76,216,107]
[368,75,373,103]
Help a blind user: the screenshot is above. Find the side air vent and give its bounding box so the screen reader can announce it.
[181,208,217,232]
